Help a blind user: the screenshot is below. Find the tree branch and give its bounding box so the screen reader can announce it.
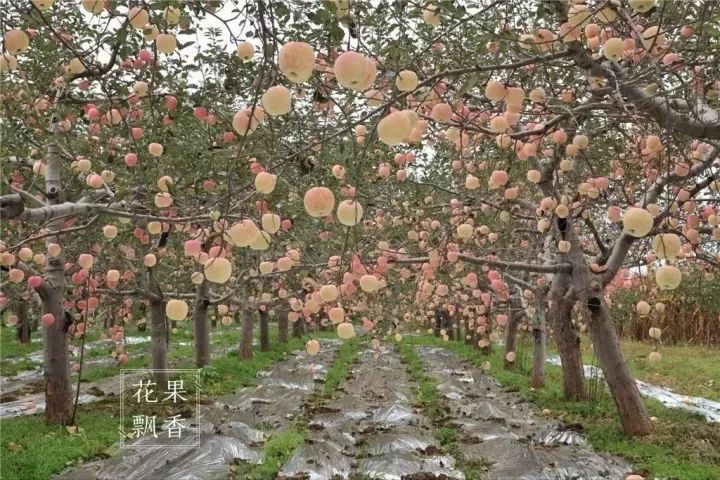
[394,254,571,274]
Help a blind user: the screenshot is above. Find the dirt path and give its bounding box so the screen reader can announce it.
[416,345,633,480]
[278,343,464,479]
[53,338,341,480]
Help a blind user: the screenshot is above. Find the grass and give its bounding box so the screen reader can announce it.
[0,410,127,480]
[0,325,41,357]
[0,334,311,480]
[403,335,720,480]
[199,335,306,396]
[395,340,492,479]
[0,358,41,376]
[321,336,361,397]
[0,323,245,379]
[577,339,720,402]
[73,329,242,384]
[0,325,41,376]
[230,430,306,480]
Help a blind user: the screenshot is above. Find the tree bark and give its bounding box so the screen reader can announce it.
[549,274,587,400]
[239,309,254,360]
[193,281,211,367]
[278,308,289,343]
[42,290,74,425]
[586,294,652,436]
[41,132,73,425]
[562,216,651,435]
[292,317,304,338]
[16,301,31,344]
[149,298,169,386]
[503,297,522,370]
[259,309,270,352]
[531,303,546,388]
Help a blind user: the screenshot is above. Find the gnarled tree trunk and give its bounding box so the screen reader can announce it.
[549,274,586,400]
[563,217,650,435]
[585,292,652,436]
[259,309,270,352]
[239,309,254,360]
[193,280,211,367]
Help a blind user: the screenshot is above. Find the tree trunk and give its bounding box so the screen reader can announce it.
[549,275,587,400]
[42,290,74,425]
[37,130,74,425]
[278,309,289,343]
[149,299,169,386]
[292,317,304,338]
[531,308,546,388]
[561,216,650,435]
[453,310,460,341]
[16,301,31,344]
[259,309,270,352]
[239,309,254,360]
[586,295,652,436]
[193,281,211,367]
[465,318,473,345]
[433,309,442,337]
[503,297,522,370]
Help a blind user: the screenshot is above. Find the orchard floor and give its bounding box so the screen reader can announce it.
[576,339,720,403]
[1,333,719,479]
